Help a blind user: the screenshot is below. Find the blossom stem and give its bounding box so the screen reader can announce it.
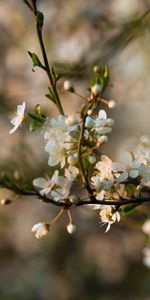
[31,0,64,116]
[50,208,65,225]
[67,209,73,223]
[77,98,96,197]
[74,92,88,102]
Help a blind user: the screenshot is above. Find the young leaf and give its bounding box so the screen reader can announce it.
[46,87,56,104]
[28,113,46,132]
[37,11,44,30]
[28,51,43,69]
[120,203,138,216]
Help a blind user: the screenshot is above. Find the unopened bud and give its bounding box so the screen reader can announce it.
[91,84,103,96]
[64,80,74,92]
[67,155,78,166]
[1,199,12,205]
[67,223,76,234]
[87,109,93,116]
[88,156,96,164]
[108,100,116,109]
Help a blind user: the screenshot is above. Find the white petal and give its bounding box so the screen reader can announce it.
[105,222,111,233]
[48,155,60,166]
[112,162,124,172]
[33,177,47,188]
[98,110,107,120]
[129,169,139,178]
[118,171,128,182]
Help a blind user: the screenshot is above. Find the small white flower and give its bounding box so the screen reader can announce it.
[112,151,141,182]
[51,175,72,201]
[44,115,77,168]
[100,205,120,233]
[67,223,76,234]
[142,219,150,236]
[96,155,113,180]
[9,102,26,134]
[33,171,59,195]
[31,222,49,239]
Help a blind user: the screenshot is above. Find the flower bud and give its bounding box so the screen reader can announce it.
[67,223,76,234]
[87,109,93,116]
[88,156,96,164]
[31,222,49,239]
[108,100,116,109]
[64,80,74,92]
[67,155,78,166]
[91,84,103,96]
[69,194,80,205]
[65,116,78,126]
[1,199,12,205]
[85,116,95,128]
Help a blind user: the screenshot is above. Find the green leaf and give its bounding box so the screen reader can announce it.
[120,203,138,216]
[37,11,44,30]
[28,113,46,132]
[28,51,43,69]
[46,87,56,104]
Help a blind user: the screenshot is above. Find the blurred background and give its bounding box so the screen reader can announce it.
[0,0,150,299]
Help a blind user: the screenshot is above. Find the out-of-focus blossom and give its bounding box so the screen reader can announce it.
[142,219,150,236]
[143,247,150,268]
[9,102,26,134]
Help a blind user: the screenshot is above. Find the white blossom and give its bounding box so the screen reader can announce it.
[33,170,59,195]
[31,222,49,239]
[9,102,26,134]
[100,205,120,233]
[44,115,78,168]
[112,151,141,182]
[51,175,72,201]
